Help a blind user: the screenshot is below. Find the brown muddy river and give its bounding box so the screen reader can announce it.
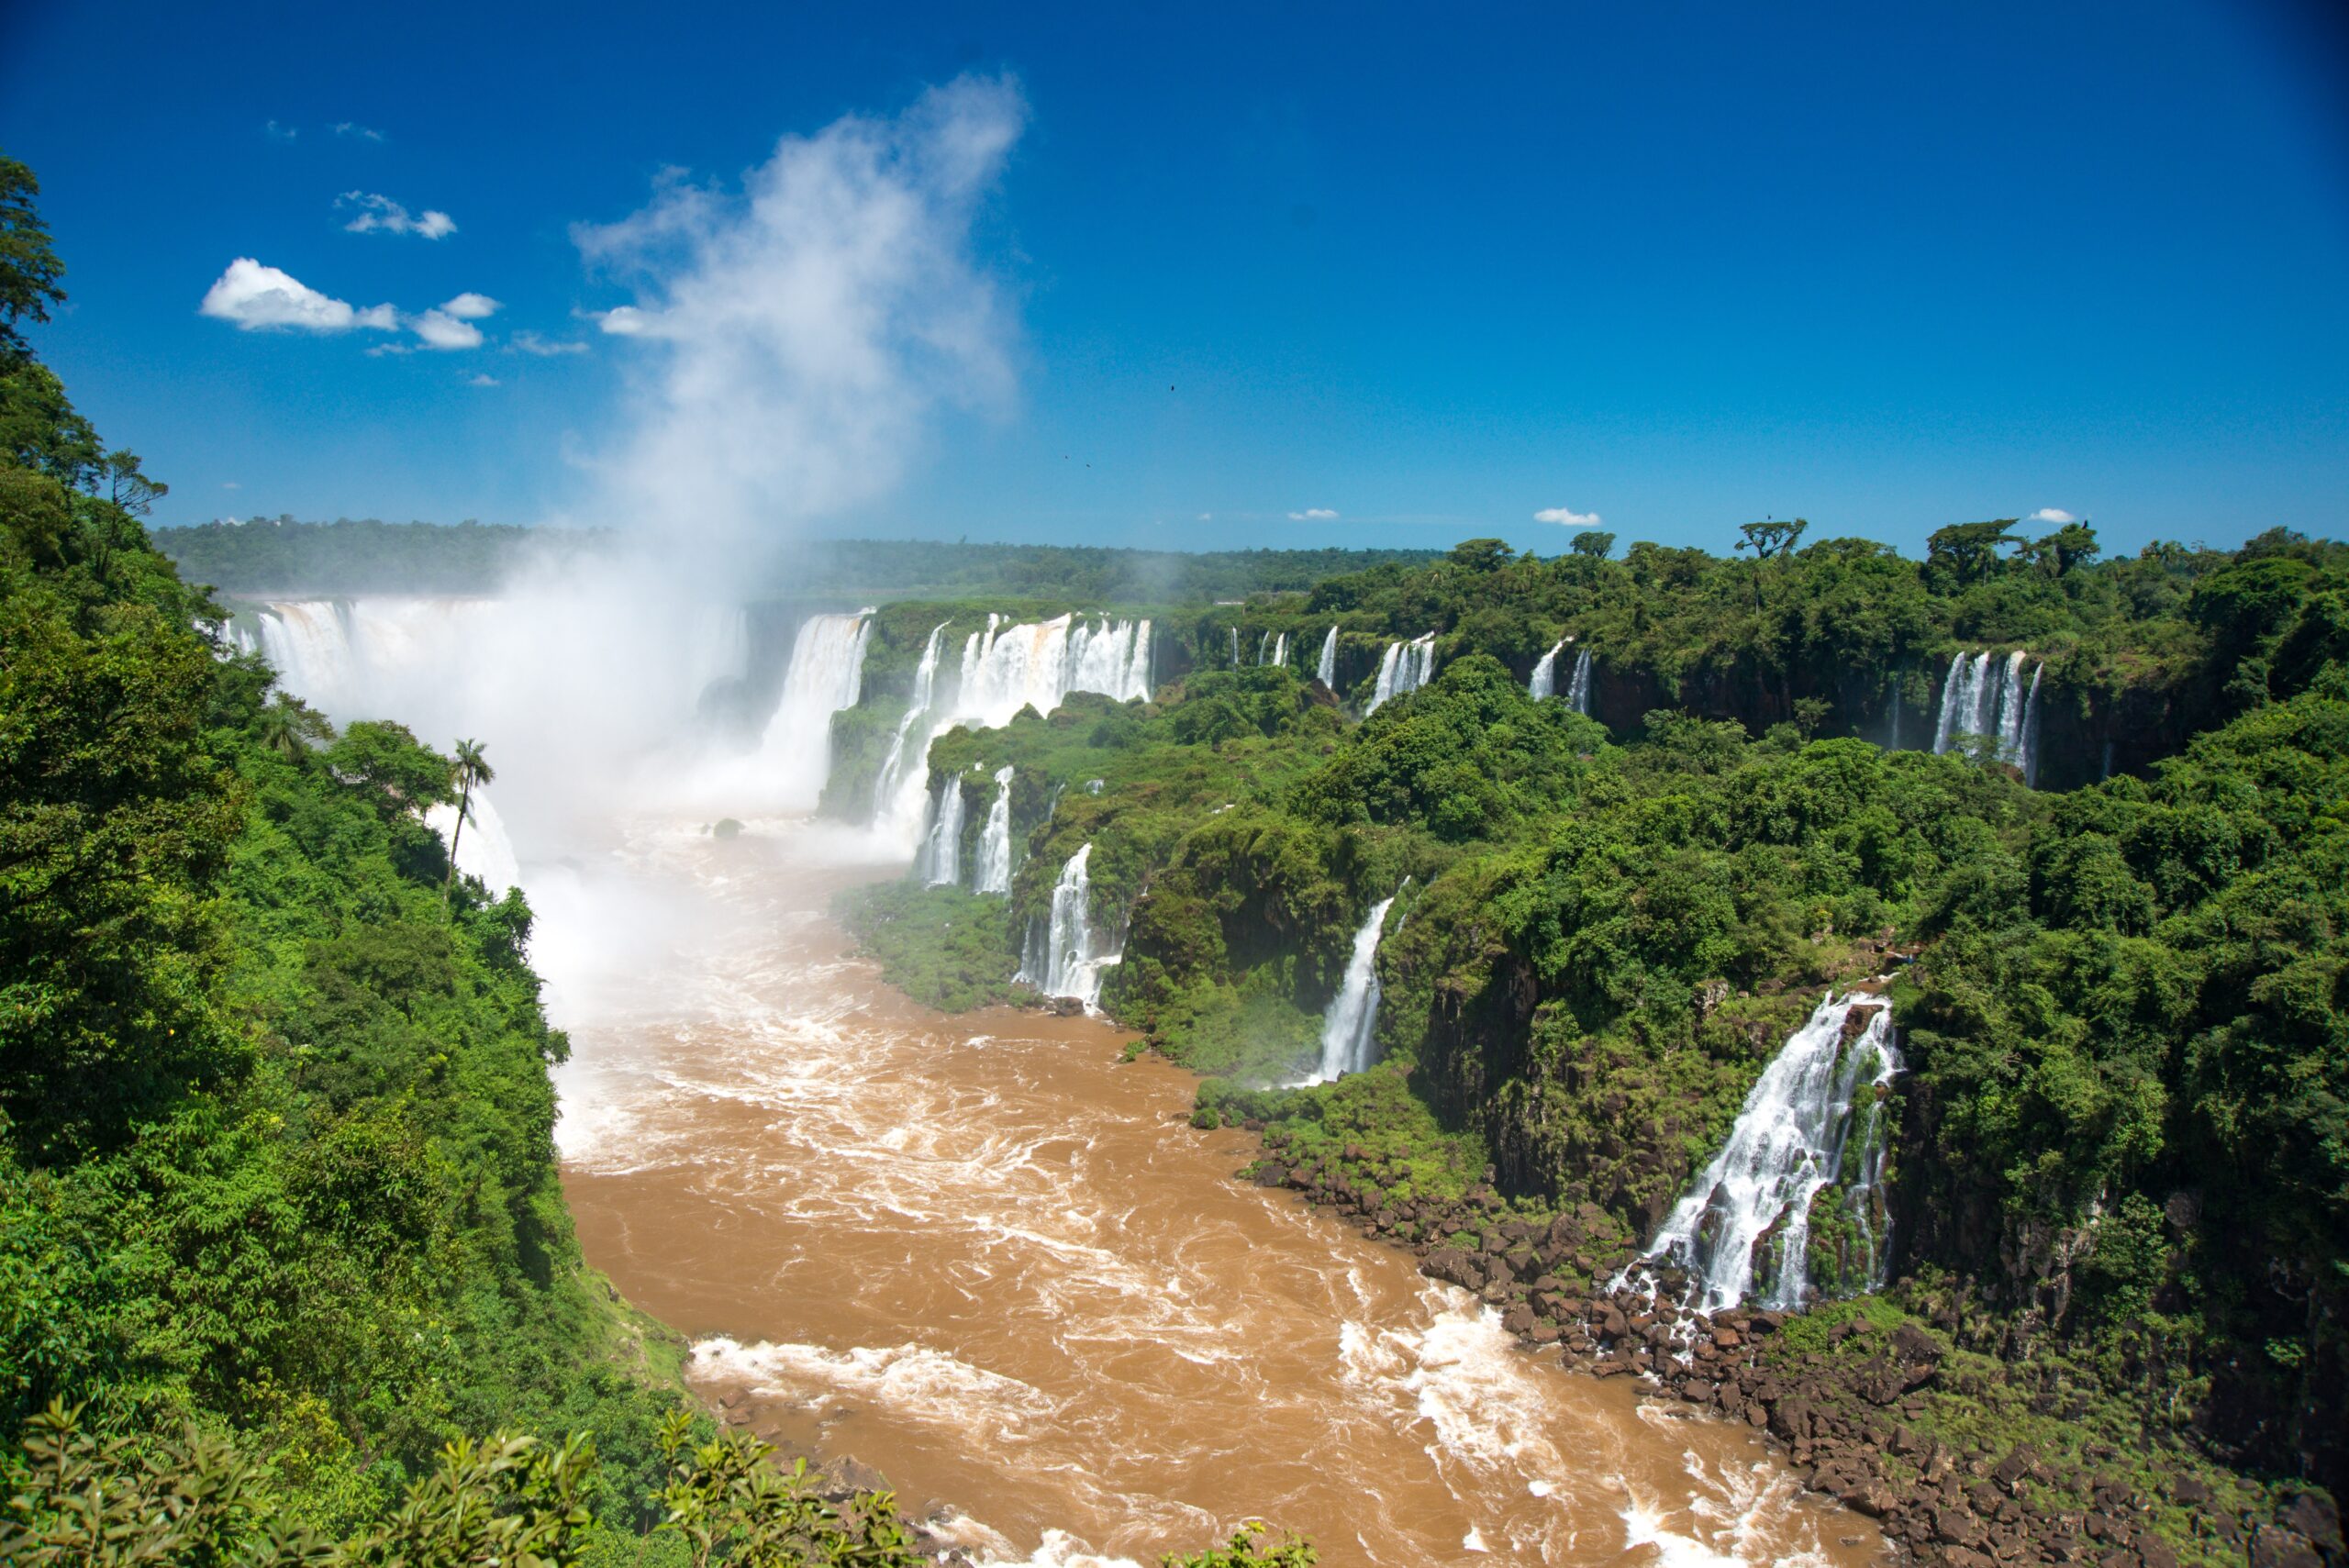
[540,819,1881,1568]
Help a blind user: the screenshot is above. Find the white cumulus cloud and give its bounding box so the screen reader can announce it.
[409,309,484,350]
[2027,507,2076,524]
[467,373,500,387]
[1534,506,1602,527]
[439,292,501,320]
[335,122,385,142]
[1287,507,1339,520]
[569,73,1026,542]
[199,258,397,332]
[339,192,456,239]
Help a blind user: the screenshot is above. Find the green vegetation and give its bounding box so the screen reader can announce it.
[155,516,1440,602]
[831,523,2349,1524]
[157,517,603,595]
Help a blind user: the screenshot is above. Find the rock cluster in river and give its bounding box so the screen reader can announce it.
[1246,1140,2343,1568]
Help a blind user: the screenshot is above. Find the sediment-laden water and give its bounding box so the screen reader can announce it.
[541,821,1880,1568]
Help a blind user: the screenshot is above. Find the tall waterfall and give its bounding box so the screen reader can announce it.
[426,784,522,896]
[755,612,874,807]
[1017,843,1119,1006]
[1564,649,1593,717]
[1256,629,1272,666]
[1626,993,1903,1313]
[918,774,967,886]
[876,615,1153,844]
[1267,631,1287,668]
[1365,633,1437,714]
[871,621,952,818]
[1304,896,1397,1083]
[1529,639,1566,699]
[1315,626,1338,686]
[974,766,1016,895]
[1933,650,2043,782]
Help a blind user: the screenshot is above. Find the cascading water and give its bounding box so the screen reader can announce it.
[1528,639,1566,699]
[1303,896,1397,1083]
[1016,843,1119,1007]
[1623,994,1903,1313]
[1565,649,1593,717]
[1229,626,1241,667]
[1269,631,1287,668]
[250,600,362,713]
[1365,633,1437,714]
[918,774,968,887]
[875,615,1152,844]
[870,621,952,819]
[1932,650,2043,780]
[426,784,523,896]
[1316,625,1338,686]
[755,612,874,808]
[974,766,1016,895]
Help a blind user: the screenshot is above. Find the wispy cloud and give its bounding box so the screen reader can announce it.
[2027,506,2076,524]
[1287,507,1339,520]
[569,73,1026,543]
[199,258,397,332]
[264,119,297,141]
[467,373,501,387]
[510,329,589,356]
[339,192,456,239]
[1534,505,1601,527]
[335,121,385,142]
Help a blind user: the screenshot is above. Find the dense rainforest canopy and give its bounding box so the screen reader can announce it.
[836,519,2349,1562]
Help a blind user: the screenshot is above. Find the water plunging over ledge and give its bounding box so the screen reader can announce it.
[543,826,1880,1568]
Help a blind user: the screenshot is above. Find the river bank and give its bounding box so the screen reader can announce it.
[542,819,1884,1567]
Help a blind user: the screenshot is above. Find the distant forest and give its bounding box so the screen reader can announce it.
[152,517,1445,602]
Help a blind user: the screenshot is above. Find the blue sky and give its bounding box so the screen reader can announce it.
[4,0,2344,559]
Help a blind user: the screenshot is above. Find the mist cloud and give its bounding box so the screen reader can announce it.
[572,73,1026,548]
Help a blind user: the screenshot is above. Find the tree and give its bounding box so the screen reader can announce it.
[257,694,331,762]
[1568,529,1616,559]
[443,738,494,902]
[100,450,166,517]
[1925,518,2021,585]
[1734,517,1807,560]
[1447,538,1515,572]
[0,156,64,360]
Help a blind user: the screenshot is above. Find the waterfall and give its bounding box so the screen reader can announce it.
[251,600,362,714]
[1270,631,1287,668]
[1304,897,1397,1083]
[755,612,874,808]
[1564,649,1593,717]
[1933,651,2043,778]
[1365,633,1436,715]
[1017,843,1119,1006]
[1624,993,1904,1313]
[918,774,968,887]
[974,766,1016,895]
[871,621,952,819]
[1315,626,1337,686]
[1229,626,1241,667]
[1528,639,1566,699]
[1256,629,1272,666]
[875,614,1153,844]
[426,784,522,896]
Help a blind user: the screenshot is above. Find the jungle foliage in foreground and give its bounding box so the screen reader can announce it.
[0,159,945,1566]
[841,531,2349,1528]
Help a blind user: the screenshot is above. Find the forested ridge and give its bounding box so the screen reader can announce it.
[838,532,2349,1563]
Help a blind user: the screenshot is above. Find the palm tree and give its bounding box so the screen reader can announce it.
[258,695,330,762]
[443,738,495,904]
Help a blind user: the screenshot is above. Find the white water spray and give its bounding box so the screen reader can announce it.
[872,621,952,817]
[1316,625,1338,686]
[1564,649,1593,717]
[1623,993,1903,1313]
[1304,897,1397,1083]
[1932,651,2043,781]
[1017,843,1120,1007]
[1366,634,1437,715]
[918,774,969,887]
[1528,639,1566,700]
[974,765,1016,895]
